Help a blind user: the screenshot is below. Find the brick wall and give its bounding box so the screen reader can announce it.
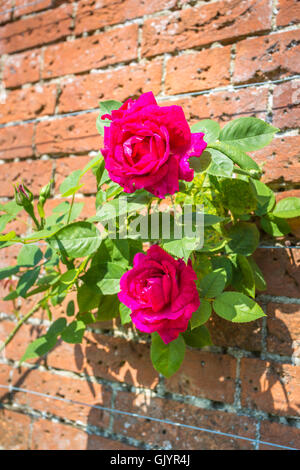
[0,0,299,450]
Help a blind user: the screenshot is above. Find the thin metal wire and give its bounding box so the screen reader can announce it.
[0,0,48,15]
[0,384,298,450]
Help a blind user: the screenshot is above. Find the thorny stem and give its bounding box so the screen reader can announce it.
[67,194,75,224]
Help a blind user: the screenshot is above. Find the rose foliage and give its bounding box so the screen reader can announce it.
[0,92,299,378]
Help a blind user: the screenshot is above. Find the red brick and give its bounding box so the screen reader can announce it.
[11,367,111,426]
[54,155,97,194]
[253,135,300,186]
[254,248,300,298]
[0,83,57,124]
[35,112,101,155]
[14,0,52,18]
[165,350,236,403]
[114,391,257,450]
[3,49,41,88]
[0,159,53,197]
[31,418,136,450]
[0,409,31,450]
[159,86,268,125]
[259,421,300,450]
[59,61,162,113]
[75,0,177,35]
[0,363,11,403]
[272,80,300,130]
[240,358,300,416]
[0,0,12,25]
[208,312,262,352]
[0,321,47,362]
[43,24,138,79]
[0,123,34,159]
[0,4,73,54]
[165,46,231,95]
[266,303,300,357]
[276,0,300,27]
[234,30,300,84]
[141,0,272,57]
[47,332,159,390]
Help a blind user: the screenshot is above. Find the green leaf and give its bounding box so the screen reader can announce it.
[248,256,267,291]
[20,335,58,363]
[190,300,212,329]
[220,179,257,215]
[206,149,233,177]
[59,170,82,196]
[213,292,266,322]
[0,265,19,280]
[260,214,290,237]
[150,332,185,378]
[191,119,221,143]
[49,222,101,259]
[231,254,255,298]
[97,294,120,321]
[208,142,260,172]
[0,214,14,232]
[96,100,122,136]
[61,320,86,343]
[17,244,43,267]
[92,238,130,269]
[162,237,201,264]
[67,300,75,316]
[183,325,212,348]
[46,318,67,338]
[211,256,233,286]
[119,303,131,325]
[77,283,101,313]
[250,179,276,216]
[189,151,211,173]
[203,214,225,226]
[199,268,227,298]
[219,117,279,151]
[273,197,300,219]
[83,263,126,295]
[17,267,40,298]
[59,269,78,285]
[227,222,260,256]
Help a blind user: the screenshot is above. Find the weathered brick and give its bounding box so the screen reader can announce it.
[266,303,300,357]
[59,61,162,113]
[43,24,138,79]
[75,0,177,34]
[272,80,300,130]
[254,248,300,298]
[208,312,262,352]
[165,350,236,403]
[114,391,257,450]
[0,123,34,159]
[0,4,73,54]
[11,367,111,426]
[165,46,231,95]
[0,159,53,197]
[141,0,272,57]
[234,30,300,84]
[14,0,52,18]
[0,363,12,403]
[0,321,46,362]
[3,49,41,88]
[259,421,300,450]
[253,135,300,186]
[0,83,57,124]
[0,0,12,25]
[31,418,136,450]
[54,155,97,194]
[240,358,300,416]
[159,86,268,125]
[35,112,101,155]
[47,332,159,390]
[0,409,31,450]
[276,0,300,27]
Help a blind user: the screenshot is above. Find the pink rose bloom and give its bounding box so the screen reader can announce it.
[118,245,200,344]
[101,92,207,198]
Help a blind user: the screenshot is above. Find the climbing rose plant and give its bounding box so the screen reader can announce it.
[0,92,300,378]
